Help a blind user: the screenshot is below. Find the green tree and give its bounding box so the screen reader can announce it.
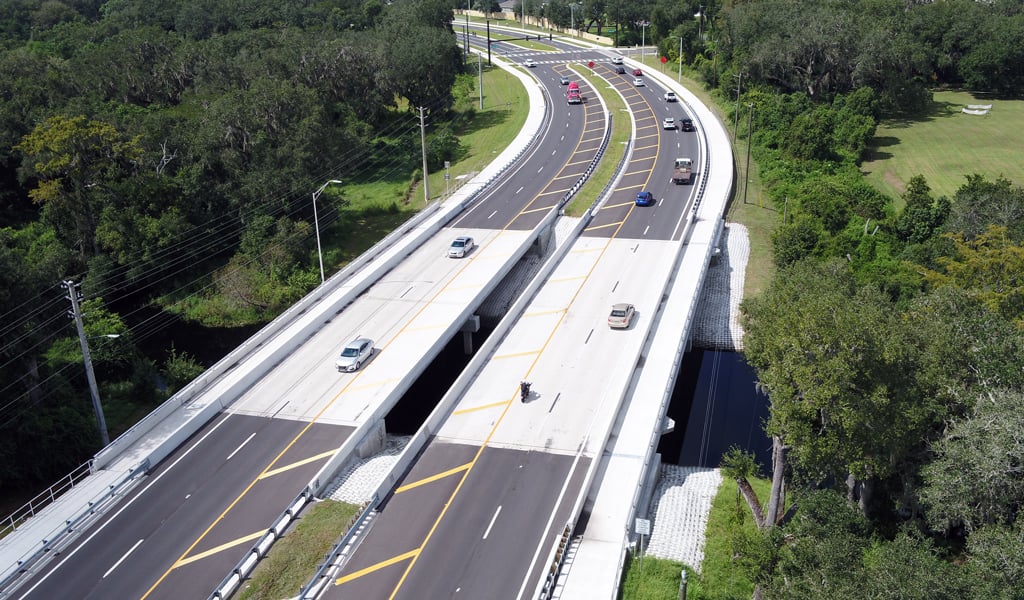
[966,516,1024,600]
[742,259,937,515]
[376,8,463,110]
[945,174,1024,242]
[770,214,821,268]
[15,115,143,262]
[920,388,1024,534]
[920,226,1024,326]
[894,175,950,244]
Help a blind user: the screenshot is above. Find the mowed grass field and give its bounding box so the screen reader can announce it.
[861,90,1024,203]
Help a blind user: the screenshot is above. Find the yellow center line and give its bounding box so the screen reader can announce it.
[258,450,335,480]
[175,531,264,567]
[585,221,624,232]
[395,462,473,494]
[523,307,569,317]
[492,349,541,360]
[336,549,419,586]
[452,399,511,416]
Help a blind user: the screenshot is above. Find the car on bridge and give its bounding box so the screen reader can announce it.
[635,190,655,206]
[615,66,626,74]
[632,68,643,76]
[664,91,677,102]
[559,75,570,85]
[633,77,645,87]
[607,303,636,329]
[681,118,695,131]
[663,117,676,130]
[611,56,624,65]
[336,337,374,372]
[448,236,475,258]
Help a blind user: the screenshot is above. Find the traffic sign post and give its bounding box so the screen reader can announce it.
[635,517,651,570]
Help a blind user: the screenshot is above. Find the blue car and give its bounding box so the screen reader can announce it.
[635,191,655,206]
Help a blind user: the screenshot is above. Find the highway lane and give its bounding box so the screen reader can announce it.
[465,27,700,241]
[583,62,699,241]
[331,445,585,599]
[457,47,606,231]
[323,41,702,600]
[18,43,606,600]
[19,415,350,599]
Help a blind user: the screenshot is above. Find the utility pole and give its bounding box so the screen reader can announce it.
[62,280,109,446]
[464,0,470,55]
[478,52,483,109]
[418,106,430,204]
[732,72,743,143]
[743,103,754,205]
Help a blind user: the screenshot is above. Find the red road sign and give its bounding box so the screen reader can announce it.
[661,56,667,64]
[588,60,594,68]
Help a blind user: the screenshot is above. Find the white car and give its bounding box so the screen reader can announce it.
[633,78,645,87]
[663,117,676,130]
[608,303,636,329]
[336,337,374,372]
[664,91,677,102]
[524,58,537,67]
[611,56,624,65]
[448,236,475,258]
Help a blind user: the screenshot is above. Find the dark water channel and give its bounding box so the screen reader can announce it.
[658,349,772,470]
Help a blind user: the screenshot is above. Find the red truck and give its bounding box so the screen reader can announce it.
[566,81,582,104]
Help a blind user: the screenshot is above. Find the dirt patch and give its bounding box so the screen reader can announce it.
[882,169,905,196]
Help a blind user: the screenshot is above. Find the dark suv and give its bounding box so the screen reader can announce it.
[680,118,695,131]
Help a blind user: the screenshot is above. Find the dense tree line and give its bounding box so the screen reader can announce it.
[0,0,464,493]
[650,1,1024,597]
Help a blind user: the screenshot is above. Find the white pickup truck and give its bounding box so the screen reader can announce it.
[663,91,677,102]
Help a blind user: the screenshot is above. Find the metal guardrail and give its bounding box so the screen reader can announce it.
[0,460,149,599]
[0,462,92,539]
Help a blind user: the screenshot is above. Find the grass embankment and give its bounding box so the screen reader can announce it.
[619,476,769,600]
[861,90,1024,201]
[237,500,361,600]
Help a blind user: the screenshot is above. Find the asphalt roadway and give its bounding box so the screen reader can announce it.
[320,40,702,600]
[18,415,351,599]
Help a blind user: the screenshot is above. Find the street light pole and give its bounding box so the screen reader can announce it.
[312,179,343,284]
[465,0,470,55]
[732,72,744,143]
[640,21,648,62]
[671,35,683,83]
[743,103,754,205]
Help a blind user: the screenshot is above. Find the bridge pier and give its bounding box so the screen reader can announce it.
[356,419,386,458]
[461,315,481,354]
